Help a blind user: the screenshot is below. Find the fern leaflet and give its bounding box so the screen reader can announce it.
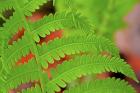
[38,35,119,68]
[64,78,136,93]
[1,59,49,93]
[45,55,138,93]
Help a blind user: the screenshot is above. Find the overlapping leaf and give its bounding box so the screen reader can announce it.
[64,78,136,93]
[45,55,138,93]
[30,10,92,42]
[1,59,48,93]
[38,35,119,68]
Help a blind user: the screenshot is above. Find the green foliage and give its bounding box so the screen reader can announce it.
[30,10,92,42]
[55,0,138,39]
[22,85,42,93]
[45,55,137,93]
[64,78,136,93]
[0,0,138,93]
[37,35,119,68]
[1,59,49,93]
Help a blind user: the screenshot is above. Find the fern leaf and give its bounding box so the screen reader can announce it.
[1,7,94,72]
[30,10,92,42]
[55,0,138,39]
[22,85,42,93]
[3,33,33,71]
[0,0,48,44]
[1,59,49,93]
[45,55,137,93]
[0,0,48,43]
[0,0,94,74]
[23,0,48,16]
[0,0,13,14]
[0,0,47,16]
[1,12,24,45]
[0,0,94,72]
[64,78,136,93]
[0,1,138,93]
[38,35,119,68]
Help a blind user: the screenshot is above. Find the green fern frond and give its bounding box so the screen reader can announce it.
[1,59,48,93]
[23,0,48,16]
[0,0,47,16]
[3,33,33,71]
[55,0,138,39]
[64,78,136,93]
[30,10,92,42]
[22,85,42,93]
[38,35,119,68]
[45,55,137,93]
[3,33,119,71]
[0,0,138,93]
[1,13,24,45]
[0,0,92,72]
[0,0,13,14]
[0,0,48,44]
[0,0,50,47]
